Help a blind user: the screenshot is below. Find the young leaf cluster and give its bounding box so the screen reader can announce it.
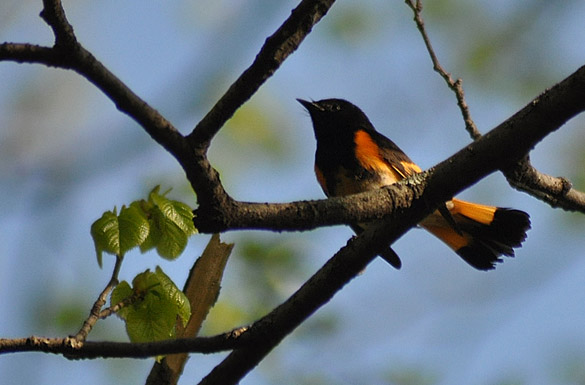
[90,186,197,266]
[111,267,191,343]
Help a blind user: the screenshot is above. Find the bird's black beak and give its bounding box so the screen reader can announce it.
[296,98,321,113]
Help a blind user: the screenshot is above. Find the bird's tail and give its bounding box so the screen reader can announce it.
[421,198,531,270]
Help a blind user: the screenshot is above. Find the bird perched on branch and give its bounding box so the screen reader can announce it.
[298,98,530,270]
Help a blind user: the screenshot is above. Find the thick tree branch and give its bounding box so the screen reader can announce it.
[186,0,336,150]
[192,66,585,233]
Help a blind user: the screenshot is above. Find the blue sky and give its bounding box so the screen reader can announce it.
[2,1,585,384]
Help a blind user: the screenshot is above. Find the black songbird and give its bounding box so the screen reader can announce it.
[298,98,530,270]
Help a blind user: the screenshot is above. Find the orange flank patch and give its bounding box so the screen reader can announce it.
[450,198,496,225]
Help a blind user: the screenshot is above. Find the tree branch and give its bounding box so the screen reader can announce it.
[192,66,585,233]
[405,0,585,213]
[39,0,77,48]
[0,43,59,64]
[504,156,585,212]
[0,329,248,358]
[198,65,585,384]
[186,0,337,150]
[405,0,481,139]
[182,0,337,210]
[73,255,123,342]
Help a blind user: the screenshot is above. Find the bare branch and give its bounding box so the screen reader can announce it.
[184,0,338,210]
[193,186,410,233]
[0,329,248,358]
[504,156,585,213]
[187,0,337,149]
[39,0,77,47]
[74,255,124,342]
[0,43,59,64]
[405,0,481,139]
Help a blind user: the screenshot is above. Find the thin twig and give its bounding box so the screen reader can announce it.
[504,156,585,213]
[0,327,249,358]
[74,255,123,341]
[98,289,143,320]
[405,0,481,140]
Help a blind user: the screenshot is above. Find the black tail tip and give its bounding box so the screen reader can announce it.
[492,208,531,246]
[457,208,530,271]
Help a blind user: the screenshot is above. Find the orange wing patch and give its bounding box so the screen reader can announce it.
[397,161,422,178]
[354,130,390,171]
[354,129,422,182]
[354,130,402,182]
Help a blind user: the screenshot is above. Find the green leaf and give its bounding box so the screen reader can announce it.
[110,268,191,343]
[90,209,120,267]
[139,218,161,254]
[149,188,196,235]
[151,208,189,260]
[90,204,151,266]
[90,186,196,264]
[118,204,150,256]
[111,280,133,319]
[145,187,196,260]
[154,266,191,327]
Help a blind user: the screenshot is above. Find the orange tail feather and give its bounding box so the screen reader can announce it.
[421,199,530,270]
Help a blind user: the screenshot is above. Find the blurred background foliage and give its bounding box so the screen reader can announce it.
[1,0,585,384]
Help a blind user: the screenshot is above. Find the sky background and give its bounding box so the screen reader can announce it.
[2,0,585,384]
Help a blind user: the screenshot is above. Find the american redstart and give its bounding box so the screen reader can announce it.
[298,98,530,270]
